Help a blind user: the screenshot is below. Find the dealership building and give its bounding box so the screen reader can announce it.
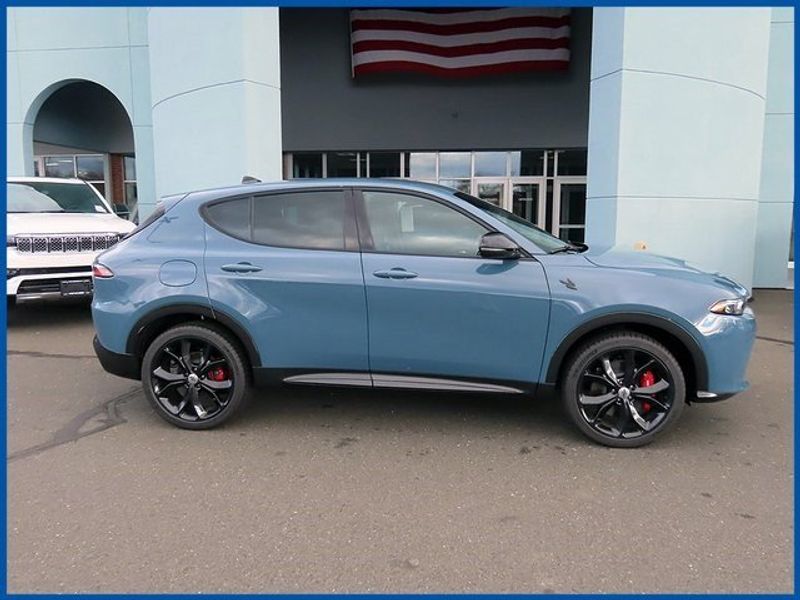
[5,7,794,290]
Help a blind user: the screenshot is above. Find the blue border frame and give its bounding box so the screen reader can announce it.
[1,1,797,597]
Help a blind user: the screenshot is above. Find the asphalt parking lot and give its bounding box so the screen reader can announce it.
[7,290,794,593]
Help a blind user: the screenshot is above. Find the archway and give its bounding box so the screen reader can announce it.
[29,80,138,221]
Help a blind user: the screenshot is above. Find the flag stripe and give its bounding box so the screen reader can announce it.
[354,38,569,58]
[353,60,569,78]
[351,26,571,47]
[352,48,570,69]
[351,15,570,36]
[351,8,569,26]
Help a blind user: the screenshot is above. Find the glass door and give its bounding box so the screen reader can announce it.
[510,179,545,229]
[553,178,587,243]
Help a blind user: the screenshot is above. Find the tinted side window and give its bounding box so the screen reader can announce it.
[253,191,346,250]
[205,197,250,240]
[362,191,487,257]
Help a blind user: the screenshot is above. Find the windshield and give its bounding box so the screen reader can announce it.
[7,181,109,214]
[454,192,573,253]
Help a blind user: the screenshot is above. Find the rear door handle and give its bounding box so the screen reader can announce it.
[373,268,418,280]
[221,262,262,273]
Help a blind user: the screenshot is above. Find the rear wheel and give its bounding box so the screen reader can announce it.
[561,332,685,448]
[141,323,250,429]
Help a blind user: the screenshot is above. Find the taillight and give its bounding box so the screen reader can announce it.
[92,263,114,279]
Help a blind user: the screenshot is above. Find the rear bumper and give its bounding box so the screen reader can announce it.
[93,335,140,380]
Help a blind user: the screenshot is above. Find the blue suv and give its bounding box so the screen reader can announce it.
[92,180,755,447]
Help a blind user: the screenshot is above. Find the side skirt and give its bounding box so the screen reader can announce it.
[253,368,538,395]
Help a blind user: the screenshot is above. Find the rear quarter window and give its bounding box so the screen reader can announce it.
[205,197,250,240]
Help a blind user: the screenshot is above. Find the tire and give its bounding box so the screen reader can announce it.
[141,322,250,429]
[561,331,686,448]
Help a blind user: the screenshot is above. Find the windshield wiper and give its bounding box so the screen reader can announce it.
[549,245,579,254]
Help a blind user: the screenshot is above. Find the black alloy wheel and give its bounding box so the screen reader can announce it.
[141,323,249,429]
[562,332,686,448]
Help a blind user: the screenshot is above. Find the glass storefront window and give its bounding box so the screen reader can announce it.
[369,152,400,177]
[124,155,136,180]
[292,153,323,178]
[439,152,470,178]
[556,150,587,176]
[44,157,75,178]
[76,155,104,180]
[510,150,544,177]
[474,152,507,177]
[327,152,358,177]
[407,152,437,179]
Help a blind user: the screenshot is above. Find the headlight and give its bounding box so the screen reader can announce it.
[6,235,16,247]
[709,298,746,316]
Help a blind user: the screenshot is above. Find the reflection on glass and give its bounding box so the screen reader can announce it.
[477,182,504,207]
[327,152,358,177]
[510,150,544,177]
[559,183,587,226]
[76,155,105,181]
[439,152,470,178]
[369,152,400,178]
[474,152,507,177]
[44,157,75,178]
[438,179,471,193]
[292,153,323,178]
[408,152,436,179]
[358,153,366,177]
[512,183,539,225]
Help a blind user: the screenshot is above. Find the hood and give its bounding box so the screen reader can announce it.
[584,246,749,297]
[7,212,135,236]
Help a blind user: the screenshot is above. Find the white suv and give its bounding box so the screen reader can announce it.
[7,177,136,303]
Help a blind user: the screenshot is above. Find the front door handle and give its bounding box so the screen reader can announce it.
[221,262,262,273]
[373,268,418,280]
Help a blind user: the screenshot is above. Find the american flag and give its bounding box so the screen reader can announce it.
[350,8,571,78]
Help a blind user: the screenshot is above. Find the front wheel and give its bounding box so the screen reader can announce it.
[561,332,686,448]
[141,323,250,429]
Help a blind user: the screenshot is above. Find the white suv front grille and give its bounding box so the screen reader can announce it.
[13,233,122,254]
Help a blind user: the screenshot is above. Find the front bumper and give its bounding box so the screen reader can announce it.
[694,307,756,399]
[8,269,94,302]
[93,336,140,380]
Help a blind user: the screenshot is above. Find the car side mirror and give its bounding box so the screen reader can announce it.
[479,232,521,260]
[113,204,131,219]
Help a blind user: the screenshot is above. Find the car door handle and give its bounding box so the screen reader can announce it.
[373,268,418,280]
[221,262,262,273]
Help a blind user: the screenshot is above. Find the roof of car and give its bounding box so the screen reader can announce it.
[8,176,90,185]
[185,178,458,201]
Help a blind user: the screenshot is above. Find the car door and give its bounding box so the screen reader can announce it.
[356,188,550,388]
[203,187,369,378]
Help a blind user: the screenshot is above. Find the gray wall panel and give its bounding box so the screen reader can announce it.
[280,8,591,152]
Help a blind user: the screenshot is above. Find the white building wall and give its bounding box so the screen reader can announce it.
[587,8,772,290]
[6,8,156,215]
[753,8,794,288]
[148,8,283,200]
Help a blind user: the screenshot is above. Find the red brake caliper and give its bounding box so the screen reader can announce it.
[638,371,656,413]
[208,366,229,382]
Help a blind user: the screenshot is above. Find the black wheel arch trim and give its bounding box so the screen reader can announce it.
[544,312,708,391]
[126,303,261,368]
